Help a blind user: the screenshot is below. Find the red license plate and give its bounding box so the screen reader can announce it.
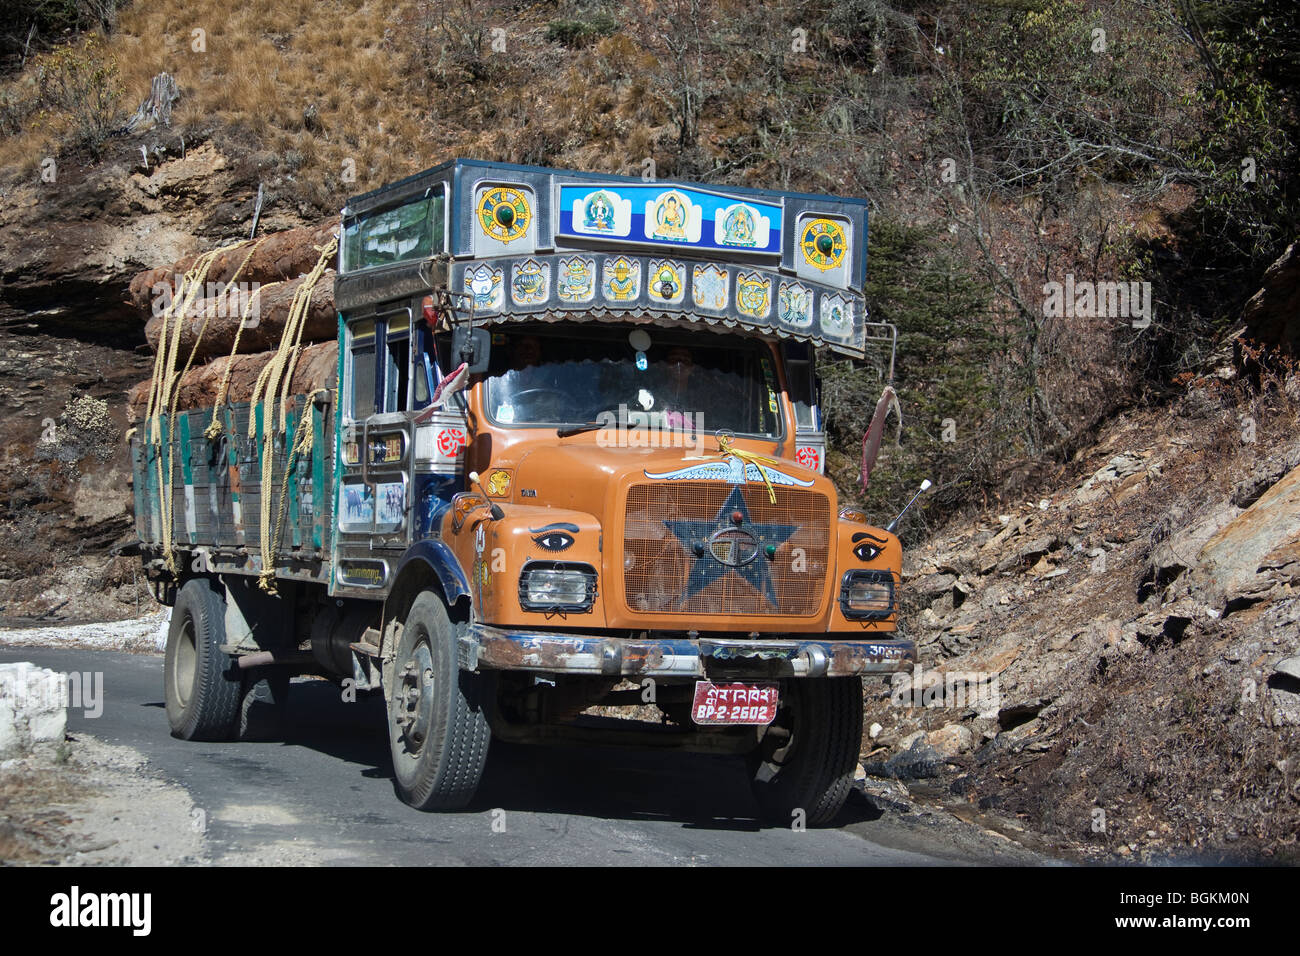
[691,681,779,726]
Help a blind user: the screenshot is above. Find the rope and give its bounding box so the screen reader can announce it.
[278,238,336,432]
[247,237,335,439]
[250,237,337,590]
[167,239,264,441]
[146,243,243,572]
[258,389,328,593]
[201,239,272,440]
[717,433,781,505]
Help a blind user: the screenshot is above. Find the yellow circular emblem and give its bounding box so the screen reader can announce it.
[800,218,847,271]
[477,187,531,243]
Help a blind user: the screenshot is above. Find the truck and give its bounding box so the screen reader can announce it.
[130,158,916,826]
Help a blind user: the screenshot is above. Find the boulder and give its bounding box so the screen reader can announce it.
[0,663,67,758]
[862,738,945,780]
[1195,463,1300,606]
[927,723,974,758]
[1239,238,1300,356]
[1275,656,1300,682]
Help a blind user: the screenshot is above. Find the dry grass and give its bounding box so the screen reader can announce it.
[0,0,769,194]
[1,1,481,188]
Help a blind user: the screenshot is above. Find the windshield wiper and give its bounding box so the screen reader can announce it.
[556,421,602,437]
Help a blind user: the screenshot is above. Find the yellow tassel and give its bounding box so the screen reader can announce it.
[717,433,781,505]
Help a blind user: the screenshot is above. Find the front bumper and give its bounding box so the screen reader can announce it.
[461,624,915,678]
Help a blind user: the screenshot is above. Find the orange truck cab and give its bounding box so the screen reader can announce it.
[144,158,915,826]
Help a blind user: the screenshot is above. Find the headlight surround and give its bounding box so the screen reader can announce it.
[839,569,895,620]
[518,562,598,613]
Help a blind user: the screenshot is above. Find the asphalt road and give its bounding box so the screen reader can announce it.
[1,645,1020,866]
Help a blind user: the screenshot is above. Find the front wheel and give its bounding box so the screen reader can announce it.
[386,592,493,810]
[748,677,863,827]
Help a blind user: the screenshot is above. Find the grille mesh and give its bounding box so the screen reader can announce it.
[623,481,831,616]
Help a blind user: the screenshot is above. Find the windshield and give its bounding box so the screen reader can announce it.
[483,325,783,438]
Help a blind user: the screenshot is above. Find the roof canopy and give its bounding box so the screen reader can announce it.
[338,159,873,358]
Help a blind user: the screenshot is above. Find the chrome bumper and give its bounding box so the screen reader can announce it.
[461,625,915,678]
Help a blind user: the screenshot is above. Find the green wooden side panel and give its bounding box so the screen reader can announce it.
[285,407,301,550]
[312,404,325,550]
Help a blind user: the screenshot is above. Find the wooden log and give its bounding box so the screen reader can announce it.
[127,222,338,310]
[143,271,335,360]
[127,341,338,422]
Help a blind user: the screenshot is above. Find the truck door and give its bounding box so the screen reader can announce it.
[334,307,417,593]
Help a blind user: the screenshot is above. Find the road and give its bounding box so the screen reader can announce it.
[0,645,1037,866]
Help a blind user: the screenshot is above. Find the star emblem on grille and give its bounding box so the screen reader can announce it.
[663,486,796,609]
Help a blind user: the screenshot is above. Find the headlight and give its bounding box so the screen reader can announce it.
[518,562,597,613]
[839,569,894,620]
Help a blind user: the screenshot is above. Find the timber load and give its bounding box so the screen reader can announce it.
[127,222,338,309]
[126,340,337,421]
[126,226,340,425]
[141,271,336,362]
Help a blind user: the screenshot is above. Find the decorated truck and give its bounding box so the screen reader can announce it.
[129,158,916,825]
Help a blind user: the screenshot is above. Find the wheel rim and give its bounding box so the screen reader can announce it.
[395,635,436,756]
[173,616,198,709]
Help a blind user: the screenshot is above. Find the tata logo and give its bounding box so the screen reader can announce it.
[709,527,759,567]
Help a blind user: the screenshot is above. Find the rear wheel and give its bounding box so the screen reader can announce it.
[164,577,241,741]
[748,677,863,827]
[387,592,493,810]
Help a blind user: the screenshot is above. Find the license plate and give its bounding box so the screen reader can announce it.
[691,681,779,726]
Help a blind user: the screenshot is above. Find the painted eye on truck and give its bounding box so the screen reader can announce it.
[853,541,882,561]
[533,531,574,552]
[852,532,887,562]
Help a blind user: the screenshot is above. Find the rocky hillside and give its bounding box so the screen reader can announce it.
[0,133,307,621]
[862,351,1300,862]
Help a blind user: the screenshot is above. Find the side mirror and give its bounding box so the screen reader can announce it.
[860,385,901,490]
[451,326,491,375]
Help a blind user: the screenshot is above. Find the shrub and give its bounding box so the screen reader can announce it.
[34,33,122,154]
[546,15,619,48]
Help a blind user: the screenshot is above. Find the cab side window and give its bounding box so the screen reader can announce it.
[349,319,376,419]
[384,313,411,413]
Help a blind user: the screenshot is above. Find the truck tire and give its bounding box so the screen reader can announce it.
[164,577,241,741]
[386,592,493,810]
[748,676,863,827]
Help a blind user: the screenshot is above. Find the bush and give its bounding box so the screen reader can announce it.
[35,34,122,153]
[546,15,619,48]
[2,1,127,71]
[823,218,1000,535]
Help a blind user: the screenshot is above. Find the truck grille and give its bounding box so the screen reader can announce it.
[623,481,832,617]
